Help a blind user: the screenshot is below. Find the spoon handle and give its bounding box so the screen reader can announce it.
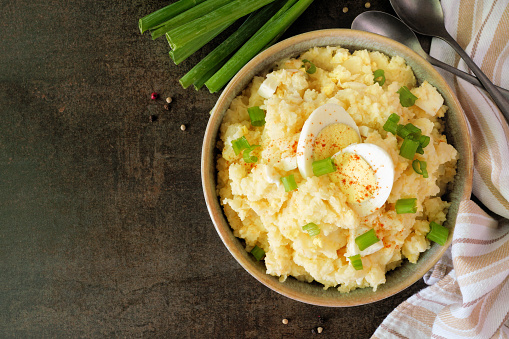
[440,32,509,122]
[428,56,509,101]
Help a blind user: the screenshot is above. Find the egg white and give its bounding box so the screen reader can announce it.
[297,103,360,178]
[333,143,394,217]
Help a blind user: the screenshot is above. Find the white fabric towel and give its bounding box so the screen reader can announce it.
[373,0,509,338]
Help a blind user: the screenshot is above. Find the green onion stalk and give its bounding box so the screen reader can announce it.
[166,0,278,50]
[205,0,314,93]
[151,0,233,39]
[168,21,234,65]
[139,0,207,34]
[179,1,285,89]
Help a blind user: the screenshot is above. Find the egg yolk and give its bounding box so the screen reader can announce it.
[313,123,361,161]
[329,152,377,204]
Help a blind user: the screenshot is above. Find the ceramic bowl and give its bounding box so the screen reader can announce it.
[202,29,472,306]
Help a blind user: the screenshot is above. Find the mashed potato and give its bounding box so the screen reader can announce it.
[216,46,457,292]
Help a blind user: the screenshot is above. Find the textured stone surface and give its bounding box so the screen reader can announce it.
[1,0,429,337]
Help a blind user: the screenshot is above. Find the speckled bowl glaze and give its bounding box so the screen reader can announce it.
[202,29,473,306]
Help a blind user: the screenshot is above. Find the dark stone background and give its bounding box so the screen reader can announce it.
[1,0,431,337]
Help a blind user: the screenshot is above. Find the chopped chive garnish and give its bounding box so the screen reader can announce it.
[355,229,380,251]
[232,136,251,155]
[399,138,420,160]
[416,145,424,155]
[426,221,449,246]
[373,69,385,86]
[232,136,260,163]
[388,113,400,123]
[397,86,418,107]
[301,59,316,74]
[419,135,430,148]
[383,121,398,135]
[412,159,429,178]
[281,174,297,192]
[395,198,417,214]
[248,106,266,126]
[349,254,363,270]
[312,157,336,176]
[404,123,422,138]
[397,123,421,140]
[302,222,320,237]
[396,124,411,139]
[242,145,260,163]
[251,245,265,261]
[383,113,400,134]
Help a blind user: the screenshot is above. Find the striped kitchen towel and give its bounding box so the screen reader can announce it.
[373,0,509,338]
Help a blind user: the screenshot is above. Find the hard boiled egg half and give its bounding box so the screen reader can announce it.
[296,103,394,217]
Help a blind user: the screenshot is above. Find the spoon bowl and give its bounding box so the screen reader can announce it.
[351,11,509,100]
[352,11,428,58]
[390,0,509,122]
[390,0,448,37]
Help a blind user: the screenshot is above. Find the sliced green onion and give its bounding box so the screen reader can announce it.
[205,0,313,93]
[355,229,380,251]
[302,223,320,237]
[312,157,336,176]
[388,113,400,123]
[397,123,421,140]
[231,136,251,155]
[397,86,418,107]
[373,69,385,86]
[166,0,276,50]
[243,145,260,163]
[151,0,233,39]
[426,221,449,246]
[139,0,207,34]
[251,245,265,261]
[404,123,422,138]
[383,113,400,134]
[395,198,417,214]
[248,106,266,126]
[179,3,282,89]
[419,135,430,148]
[301,59,316,74]
[396,124,411,139]
[349,254,363,270]
[412,159,429,178]
[281,174,297,192]
[399,138,420,160]
[416,145,424,155]
[383,120,398,135]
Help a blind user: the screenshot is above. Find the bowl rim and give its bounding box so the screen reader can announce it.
[202,29,473,307]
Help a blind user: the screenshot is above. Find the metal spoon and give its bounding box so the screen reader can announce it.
[390,0,509,121]
[351,11,509,100]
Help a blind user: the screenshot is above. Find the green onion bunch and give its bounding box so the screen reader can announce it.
[139,0,315,92]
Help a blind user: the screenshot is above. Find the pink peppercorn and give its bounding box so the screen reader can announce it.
[151,92,158,100]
